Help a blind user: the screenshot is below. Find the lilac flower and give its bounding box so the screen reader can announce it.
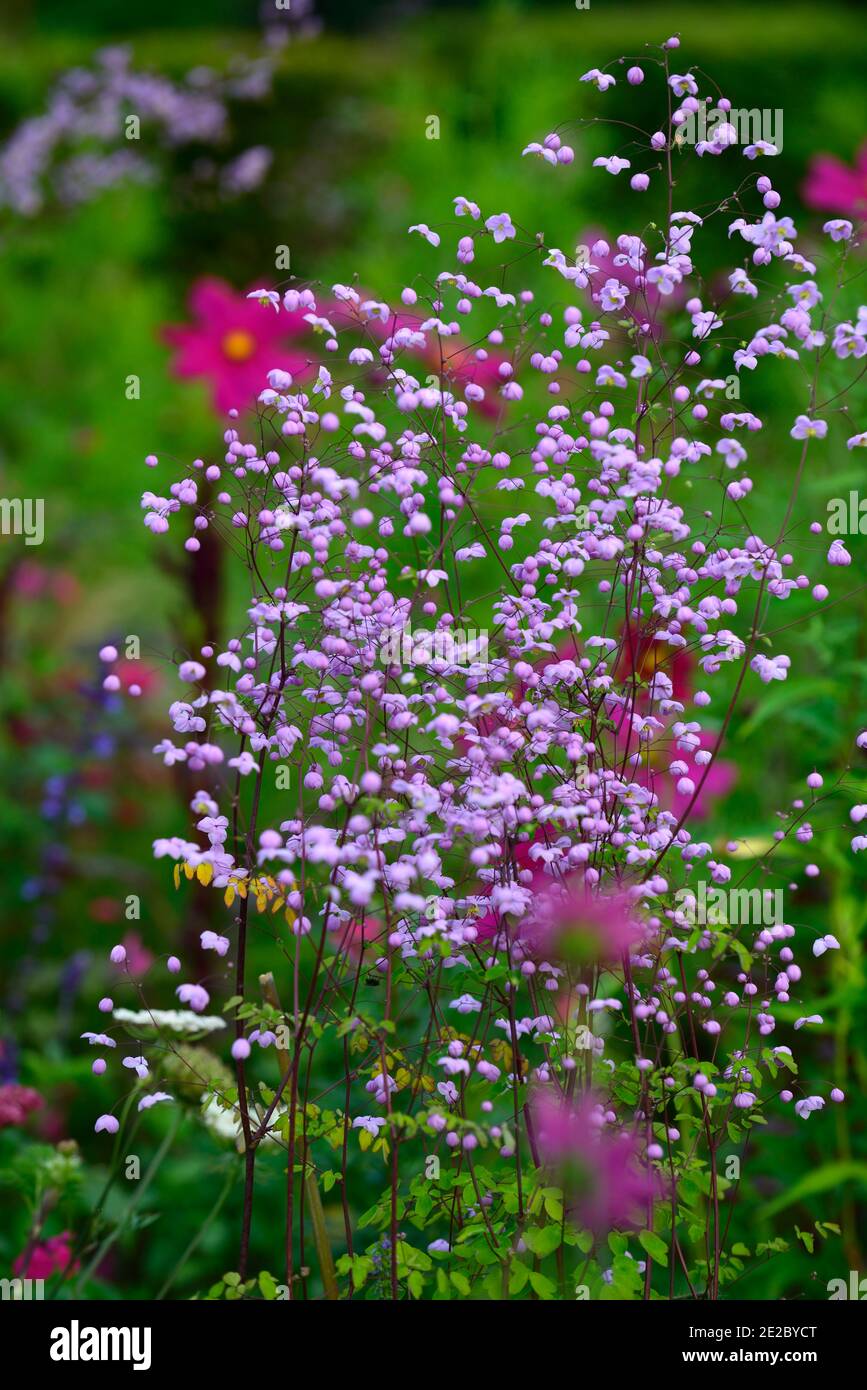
[201,931,230,956]
[178,660,206,683]
[750,654,790,683]
[592,156,631,175]
[729,269,758,296]
[453,196,481,219]
[790,414,828,440]
[353,1116,386,1136]
[138,1093,172,1111]
[175,983,210,1013]
[485,212,516,244]
[669,73,698,97]
[580,69,616,91]
[824,219,854,241]
[828,539,852,566]
[408,223,441,248]
[795,1096,825,1119]
[522,142,558,166]
[450,994,483,1014]
[246,289,280,311]
[598,277,629,311]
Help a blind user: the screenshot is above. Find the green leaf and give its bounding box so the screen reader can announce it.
[639,1231,668,1263]
[523,1225,562,1257]
[737,679,837,741]
[543,1191,564,1222]
[396,1240,432,1272]
[351,1254,374,1288]
[528,1269,557,1299]
[763,1162,867,1217]
[795,1226,815,1254]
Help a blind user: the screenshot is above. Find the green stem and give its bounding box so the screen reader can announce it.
[74,1112,181,1295]
[156,1163,238,1300]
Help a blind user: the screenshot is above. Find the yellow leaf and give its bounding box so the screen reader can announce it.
[285,909,296,929]
[183,863,194,881]
[197,863,214,886]
[224,887,236,908]
[173,864,181,890]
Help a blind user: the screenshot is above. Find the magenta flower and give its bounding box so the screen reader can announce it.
[535,883,641,964]
[14,1232,79,1281]
[0,1084,43,1129]
[533,1092,657,1232]
[164,278,319,415]
[802,144,867,217]
[613,628,736,820]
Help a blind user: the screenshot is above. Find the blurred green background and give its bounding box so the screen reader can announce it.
[1,0,866,1299]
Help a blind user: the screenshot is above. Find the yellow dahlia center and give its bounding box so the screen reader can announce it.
[222,329,256,362]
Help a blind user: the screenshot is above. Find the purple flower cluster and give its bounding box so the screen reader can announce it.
[85,33,864,1293]
[0,45,274,217]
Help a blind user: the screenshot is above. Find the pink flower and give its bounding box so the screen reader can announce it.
[163,278,320,415]
[0,1083,43,1129]
[533,1092,657,1232]
[119,931,154,976]
[802,144,867,217]
[14,1232,79,1281]
[335,915,385,958]
[537,885,640,963]
[614,626,736,820]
